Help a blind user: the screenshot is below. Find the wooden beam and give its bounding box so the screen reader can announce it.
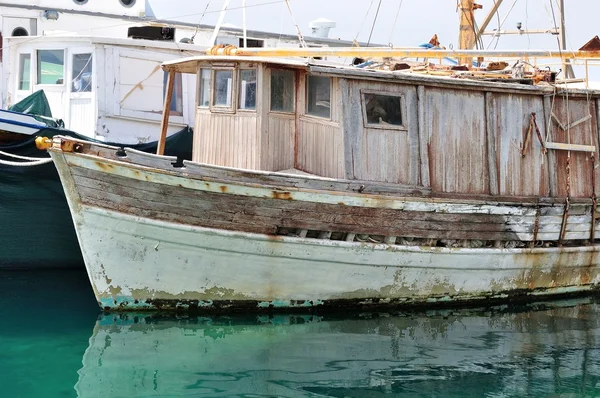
[474,0,504,44]
[157,70,175,156]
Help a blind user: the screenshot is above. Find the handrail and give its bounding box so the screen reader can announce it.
[204,46,600,60]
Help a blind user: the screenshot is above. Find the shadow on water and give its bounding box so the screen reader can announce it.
[3,270,600,397]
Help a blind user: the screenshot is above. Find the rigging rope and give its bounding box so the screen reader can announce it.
[354,0,375,43]
[190,0,212,42]
[485,0,519,50]
[387,0,404,45]
[367,0,383,47]
[283,0,307,48]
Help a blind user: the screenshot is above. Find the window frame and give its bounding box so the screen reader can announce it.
[197,67,211,108]
[70,52,94,94]
[360,89,407,131]
[237,68,258,112]
[35,49,65,86]
[305,74,332,120]
[269,68,295,115]
[17,52,32,92]
[210,66,237,114]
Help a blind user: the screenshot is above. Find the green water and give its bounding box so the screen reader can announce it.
[2,270,600,397]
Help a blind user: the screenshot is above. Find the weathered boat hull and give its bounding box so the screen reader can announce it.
[77,206,600,311]
[48,140,600,311]
[0,128,192,269]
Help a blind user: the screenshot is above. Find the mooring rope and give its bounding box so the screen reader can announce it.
[0,149,49,161]
[0,157,53,166]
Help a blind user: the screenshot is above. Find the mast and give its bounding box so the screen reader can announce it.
[458,0,481,65]
[558,0,574,78]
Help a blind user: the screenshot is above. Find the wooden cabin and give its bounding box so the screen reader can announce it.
[171,55,600,200]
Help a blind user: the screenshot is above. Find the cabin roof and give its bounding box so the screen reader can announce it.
[5,34,205,52]
[162,55,313,74]
[161,54,600,97]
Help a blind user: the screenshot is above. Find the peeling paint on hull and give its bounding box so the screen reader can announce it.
[74,206,600,312]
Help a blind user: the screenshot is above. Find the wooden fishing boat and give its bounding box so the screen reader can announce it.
[41,34,600,310]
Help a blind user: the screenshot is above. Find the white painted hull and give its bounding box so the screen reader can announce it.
[0,110,46,135]
[75,205,600,311]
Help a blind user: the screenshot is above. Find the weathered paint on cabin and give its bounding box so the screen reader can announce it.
[190,57,600,201]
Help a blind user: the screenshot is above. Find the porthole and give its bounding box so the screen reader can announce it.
[11,27,28,37]
[73,0,88,4]
[119,0,136,7]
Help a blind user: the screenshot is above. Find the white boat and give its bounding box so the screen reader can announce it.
[44,2,600,311]
[0,108,49,135]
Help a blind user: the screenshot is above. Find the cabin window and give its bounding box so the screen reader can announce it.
[198,68,211,107]
[362,91,405,130]
[37,50,64,85]
[72,53,93,92]
[238,38,264,48]
[213,69,234,109]
[270,69,294,113]
[163,72,183,116]
[306,75,331,118]
[18,54,31,91]
[238,69,257,110]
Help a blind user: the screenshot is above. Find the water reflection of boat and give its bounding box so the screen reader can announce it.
[76,300,600,397]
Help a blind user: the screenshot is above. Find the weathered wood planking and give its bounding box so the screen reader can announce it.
[341,80,419,185]
[69,164,598,242]
[296,117,344,178]
[193,111,260,169]
[548,96,598,198]
[262,114,295,171]
[425,88,489,194]
[488,93,550,197]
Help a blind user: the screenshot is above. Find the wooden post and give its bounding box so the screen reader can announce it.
[157,70,175,156]
[458,0,476,66]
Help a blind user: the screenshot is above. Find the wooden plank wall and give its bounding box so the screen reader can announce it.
[297,117,345,178]
[342,80,419,185]
[547,96,599,198]
[261,114,295,171]
[424,88,489,194]
[487,93,549,197]
[341,77,600,200]
[295,75,345,178]
[193,111,260,169]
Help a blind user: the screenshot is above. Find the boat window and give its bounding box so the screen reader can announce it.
[238,69,257,110]
[198,69,211,107]
[362,92,405,129]
[213,69,234,108]
[306,75,331,118]
[270,69,294,113]
[163,72,183,116]
[37,50,64,85]
[72,53,93,92]
[12,27,28,37]
[18,54,31,91]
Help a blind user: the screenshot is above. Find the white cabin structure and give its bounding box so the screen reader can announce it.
[4,35,203,143]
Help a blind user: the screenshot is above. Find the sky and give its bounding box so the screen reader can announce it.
[146,0,600,80]
[146,0,599,50]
